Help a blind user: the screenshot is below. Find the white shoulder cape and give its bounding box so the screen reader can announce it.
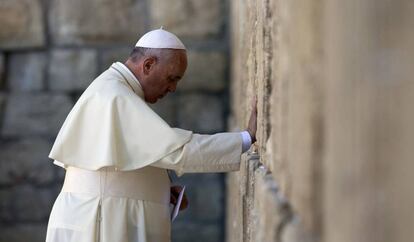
[49,62,192,170]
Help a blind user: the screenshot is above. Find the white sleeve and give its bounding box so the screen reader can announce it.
[240,131,252,153]
[151,132,245,177]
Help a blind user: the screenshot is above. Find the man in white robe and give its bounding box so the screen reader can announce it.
[45,28,257,242]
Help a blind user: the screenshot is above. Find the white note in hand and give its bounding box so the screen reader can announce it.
[171,185,186,222]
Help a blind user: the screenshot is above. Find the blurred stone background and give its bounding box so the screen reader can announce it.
[0,0,230,241]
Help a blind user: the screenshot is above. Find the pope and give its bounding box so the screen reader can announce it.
[45,28,257,242]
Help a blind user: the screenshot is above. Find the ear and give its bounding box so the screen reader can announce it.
[143,57,157,75]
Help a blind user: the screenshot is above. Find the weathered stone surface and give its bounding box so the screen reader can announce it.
[99,47,132,72]
[2,94,73,137]
[0,138,55,185]
[251,166,293,242]
[0,224,47,242]
[7,52,47,92]
[225,168,244,242]
[229,0,414,242]
[177,94,224,133]
[281,217,311,242]
[180,51,226,91]
[49,0,146,45]
[172,222,221,242]
[149,0,223,39]
[0,0,45,49]
[174,173,224,223]
[323,1,414,242]
[0,185,56,223]
[13,185,55,221]
[267,0,323,235]
[228,0,324,241]
[48,49,97,91]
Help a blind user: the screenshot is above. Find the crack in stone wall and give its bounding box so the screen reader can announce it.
[228,0,414,242]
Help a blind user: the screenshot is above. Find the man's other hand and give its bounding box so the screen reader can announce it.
[247,96,257,143]
[170,185,188,211]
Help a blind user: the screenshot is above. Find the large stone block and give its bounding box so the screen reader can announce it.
[177,175,223,222]
[228,0,324,241]
[251,166,292,242]
[0,0,45,49]
[149,0,223,39]
[49,0,146,45]
[48,49,97,91]
[1,94,73,137]
[172,222,221,242]
[0,138,55,186]
[13,185,55,221]
[0,224,47,242]
[179,51,227,91]
[177,94,224,133]
[0,185,55,223]
[324,1,414,242]
[281,217,311,242]
[99,47,132,72]
[7,52,47,92]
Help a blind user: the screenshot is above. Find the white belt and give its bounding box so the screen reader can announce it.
[62,166,171,204]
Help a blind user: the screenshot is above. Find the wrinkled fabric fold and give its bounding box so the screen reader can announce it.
[46,166,171,242]
[49,62,192,171]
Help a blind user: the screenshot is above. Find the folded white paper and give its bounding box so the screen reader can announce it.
[171,186,186,222]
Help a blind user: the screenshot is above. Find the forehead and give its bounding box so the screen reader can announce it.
[163,50,187,74]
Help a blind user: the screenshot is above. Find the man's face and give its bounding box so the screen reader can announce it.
[141,50,187,103]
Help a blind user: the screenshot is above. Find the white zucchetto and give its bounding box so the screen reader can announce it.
[135,27,186,50]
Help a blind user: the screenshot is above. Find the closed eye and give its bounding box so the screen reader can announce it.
[169,77,180,83]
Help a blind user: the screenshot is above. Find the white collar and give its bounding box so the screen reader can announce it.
[110,62,145,99]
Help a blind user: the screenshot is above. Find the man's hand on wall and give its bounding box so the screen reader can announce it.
[247,96,257,143]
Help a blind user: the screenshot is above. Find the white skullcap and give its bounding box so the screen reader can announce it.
[135,27,186,50]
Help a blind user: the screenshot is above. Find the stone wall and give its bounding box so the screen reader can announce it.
[0,0,230,242]
[227,0,414,242]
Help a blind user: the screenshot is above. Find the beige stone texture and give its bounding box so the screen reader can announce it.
[0,0,45,49]
[226,154,259,242]
[149,0,223,39]
[228,0,414,242]
[49,0,146,45]
[179,51,227,91]
[2,94,73,137]
[323,1,414,242]
[228,0,323,240]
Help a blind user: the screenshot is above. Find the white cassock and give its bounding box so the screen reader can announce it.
[45,62,251,242]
